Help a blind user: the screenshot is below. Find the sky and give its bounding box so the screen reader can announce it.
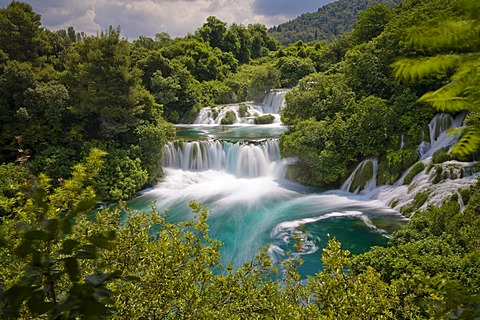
[0,0,336,39]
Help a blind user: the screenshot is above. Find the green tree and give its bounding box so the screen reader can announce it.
[281,73,354,126]
[276,56,315,88]
[0,149,120,319]
[0,1,45,62]
[352,3,393,44]
[197,16,227,49]
[63,28,146,140]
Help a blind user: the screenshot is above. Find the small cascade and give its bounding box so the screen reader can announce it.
[193,89,289,124]
[341,158,378,194]
[162,139,284,178]
[194,104,264,125]
[418,113,465,159]
[261,89,289,114]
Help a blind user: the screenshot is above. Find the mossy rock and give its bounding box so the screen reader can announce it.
[254,114,275,124]
[403,162,425,185]
[221,110,237,125]
[432,148,452,164]
[348,160,374,192]
[238,103,249,117]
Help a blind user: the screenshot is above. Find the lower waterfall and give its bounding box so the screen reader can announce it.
[130,126,406,277]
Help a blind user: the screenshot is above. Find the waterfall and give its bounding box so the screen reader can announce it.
[341,158,378,194]
[418,113,464,159]
[193,89,289,124]
[162,139,285,178]
[261,89,288,114]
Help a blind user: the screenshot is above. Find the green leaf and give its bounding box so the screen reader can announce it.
[43,219,59,235]
[15,239,33,257]
[88,232,116,250]
[74,245,97,259]
[65,257,79,282]
[25,230,49,241]
[60,239,79,255]
[27,296,54,315]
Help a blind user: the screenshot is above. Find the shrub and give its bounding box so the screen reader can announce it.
[221,110,237,125]
[254,114,275,124]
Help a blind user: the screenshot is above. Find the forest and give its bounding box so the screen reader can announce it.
[0,0,479,318]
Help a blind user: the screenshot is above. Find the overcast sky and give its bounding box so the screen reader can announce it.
[0,0,336,39]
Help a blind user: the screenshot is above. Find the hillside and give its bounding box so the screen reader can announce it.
[268,0,402,45]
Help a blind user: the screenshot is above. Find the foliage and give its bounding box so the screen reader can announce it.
[0,1,45,62]
[0,149,121,319]
[276,56,315,87]
[281,73,354,126]
[353,183,480,317]
[268,0,402,45]
[378,148,419,185]
[62,28,147,140]
[281,118,352,186]
[220,110,237,125]
[403,161,425,185]
[432,148,453,164]
[254,114,275,124]
[392,0,480,156]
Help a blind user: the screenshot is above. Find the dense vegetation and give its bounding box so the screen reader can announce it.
[1,0,479,318]
[268,0,402,45]
[0,149,479,318]
[279,0,480,188]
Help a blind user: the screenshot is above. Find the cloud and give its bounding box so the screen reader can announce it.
[0,0,335,39]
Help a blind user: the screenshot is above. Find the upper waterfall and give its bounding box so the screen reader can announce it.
[194,89,289,125]
[418,113,465,159]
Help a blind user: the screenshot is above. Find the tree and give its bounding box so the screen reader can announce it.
[392,0,480,156]
[276,56,315,88]
[0,1,45,62]
[352,3,393,44]
[281,73,354,126]
[63,28,146,140]
[197,16,227,49]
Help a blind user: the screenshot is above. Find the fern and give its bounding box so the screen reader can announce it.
[392,0,480,155]
[450,127,480,156]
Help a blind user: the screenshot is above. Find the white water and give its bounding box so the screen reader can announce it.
[341,158,378,194]
[194,89,288,125]
[344,113,479,213]
[162,139,286,178]
[131,121,405,275]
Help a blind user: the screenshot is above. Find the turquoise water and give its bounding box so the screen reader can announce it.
[129,125,406,277]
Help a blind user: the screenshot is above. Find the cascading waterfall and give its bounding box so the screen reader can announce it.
[193,89,289,125]
[418,113,464,159]
[261,89,288,114]
[341,158,378,194]
[162,139,285,178]
[342,112,480,214]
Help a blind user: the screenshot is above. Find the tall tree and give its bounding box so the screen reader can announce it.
[0,1,45,62]
[63,28,146,140]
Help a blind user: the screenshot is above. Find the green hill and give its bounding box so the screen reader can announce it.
[269,0,402,45]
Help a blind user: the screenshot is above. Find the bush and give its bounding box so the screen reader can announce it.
[254,114,275,124]
[432,148,452,164]
[238,103,249,117]
[221,110,237,125]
